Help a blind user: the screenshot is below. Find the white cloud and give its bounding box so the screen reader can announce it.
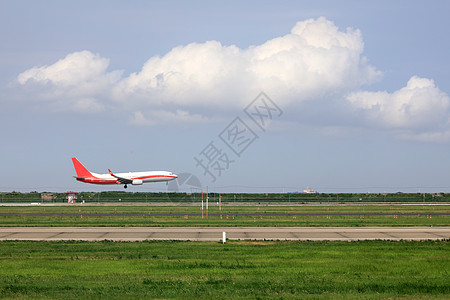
[15,17,450,141]
[113,17,381,108]
[18,17,382,120]
[17,50,121,113]
[18,51,111,86]
[347,76,450,141]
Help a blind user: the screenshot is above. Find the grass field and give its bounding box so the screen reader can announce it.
[3,191,450,203]
[0,240,448,299]
[1,205,448,298]
[0,205,449,227]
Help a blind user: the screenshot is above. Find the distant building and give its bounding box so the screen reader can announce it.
[303,187,317,194]
[66,192,78,204]
[41,193,56,201]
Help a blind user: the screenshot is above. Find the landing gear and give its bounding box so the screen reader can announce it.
[124,184,128,189]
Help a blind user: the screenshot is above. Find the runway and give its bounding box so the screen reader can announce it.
[0,227,448,241]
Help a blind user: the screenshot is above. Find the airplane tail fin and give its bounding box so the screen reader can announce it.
[72,157,93,178]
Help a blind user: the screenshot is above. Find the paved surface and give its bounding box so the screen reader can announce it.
[0,227,448,241]
[1,212,449,217]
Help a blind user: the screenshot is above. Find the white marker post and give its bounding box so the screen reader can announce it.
[222,231,226,244]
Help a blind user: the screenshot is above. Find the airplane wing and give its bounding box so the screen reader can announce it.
[108,169,133,185]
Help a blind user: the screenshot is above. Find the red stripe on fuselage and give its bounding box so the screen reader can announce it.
[76,178,118,185]
[76,175,176,185]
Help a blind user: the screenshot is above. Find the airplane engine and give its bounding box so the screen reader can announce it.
[132,179,143,185]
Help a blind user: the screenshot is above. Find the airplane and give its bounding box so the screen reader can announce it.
[72,157,177,188]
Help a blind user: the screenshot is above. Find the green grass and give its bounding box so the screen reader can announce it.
[3,191,450,203]
[0,205,449,227]
[0,240,448,299]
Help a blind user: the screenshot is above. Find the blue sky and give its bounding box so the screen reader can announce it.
[1,1,449,193]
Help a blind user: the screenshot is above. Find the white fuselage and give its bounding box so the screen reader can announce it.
[90,171,177,183]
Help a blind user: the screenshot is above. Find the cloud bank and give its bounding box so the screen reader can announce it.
[113,17,381,108]
[17,51,122,112]
[348,76,450,141]
[15,17,450,141]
